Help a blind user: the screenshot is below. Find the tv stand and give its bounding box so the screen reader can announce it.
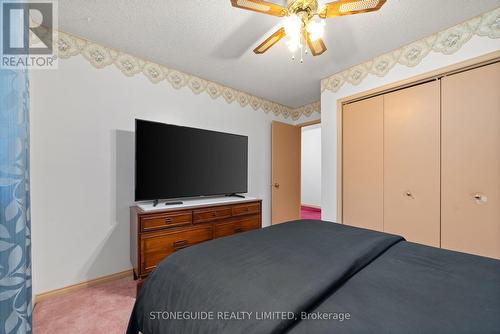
[130,198,262,295]
[225,193,245,199]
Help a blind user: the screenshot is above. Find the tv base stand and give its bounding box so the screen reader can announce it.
[225,193,245,199]
[165,201,183,206]
[152,199,183,207]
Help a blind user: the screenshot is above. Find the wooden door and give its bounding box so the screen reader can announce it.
[342,96,384,231]
[441,62,500,259]
[272,121,301,224]
[383,81,441,247]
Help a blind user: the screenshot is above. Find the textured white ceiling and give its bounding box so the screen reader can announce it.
[58,0,500,107]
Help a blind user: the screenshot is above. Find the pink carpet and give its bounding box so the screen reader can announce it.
[301,205,321,220]
[33,277,136,334]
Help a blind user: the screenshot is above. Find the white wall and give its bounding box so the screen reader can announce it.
[301,124,321,207]
[321,36,500,223]
[29,55,293,294]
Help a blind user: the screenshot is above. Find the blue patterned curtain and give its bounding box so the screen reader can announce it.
[0,69,31,333]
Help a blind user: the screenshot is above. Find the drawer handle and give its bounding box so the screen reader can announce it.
[234,228,244,233]
[173,240,189,250]
[211,212,216,217]
[165,217,173,223]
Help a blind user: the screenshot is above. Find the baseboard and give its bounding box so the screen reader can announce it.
[301,204,321,210]
[34,269,133,305]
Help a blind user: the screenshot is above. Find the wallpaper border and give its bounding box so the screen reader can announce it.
[53,31,320,121]
[321,8,500,93]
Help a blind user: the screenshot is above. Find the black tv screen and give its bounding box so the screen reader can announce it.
[135,119,248,201]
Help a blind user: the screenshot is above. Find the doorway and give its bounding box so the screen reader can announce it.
[271,120,321,225]
[300,123,321,220]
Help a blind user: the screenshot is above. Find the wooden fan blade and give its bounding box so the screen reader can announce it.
[230,0,288,17]
[319,0,386,18]
[307,34,327,56]
[254,28,286,54]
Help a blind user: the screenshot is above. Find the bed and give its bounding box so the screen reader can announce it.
[127,220,500,334]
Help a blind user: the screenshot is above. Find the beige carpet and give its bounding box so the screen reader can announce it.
[33,277,136,333]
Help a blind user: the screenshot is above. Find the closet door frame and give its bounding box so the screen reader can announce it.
[335,51,500,224]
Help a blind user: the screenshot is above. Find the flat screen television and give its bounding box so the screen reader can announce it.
[135,119,248,201]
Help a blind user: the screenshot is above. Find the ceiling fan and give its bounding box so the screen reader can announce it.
[230,0,387,61]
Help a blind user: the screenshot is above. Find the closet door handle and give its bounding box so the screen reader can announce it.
[473,193,487,203]
[404,191,414,199]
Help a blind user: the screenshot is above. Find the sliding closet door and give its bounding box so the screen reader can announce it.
[384,81,440,247]
[343,96,384,231]
[441,62,500,259]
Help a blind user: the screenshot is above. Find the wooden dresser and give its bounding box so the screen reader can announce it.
[130,199,262,282]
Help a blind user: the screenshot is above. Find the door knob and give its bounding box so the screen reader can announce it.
[273,183,280,189]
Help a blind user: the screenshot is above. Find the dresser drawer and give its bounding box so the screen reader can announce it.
[214,216,261,239]
[193,207,231,223]
[231,202,261,217]
[140,226,212,274]
[140,212,192,232]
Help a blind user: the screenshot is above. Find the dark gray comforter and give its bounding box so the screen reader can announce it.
[290,241,500,334]
[127,220,500,334]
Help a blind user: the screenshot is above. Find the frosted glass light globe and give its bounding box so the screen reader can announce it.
[307,20,325,42]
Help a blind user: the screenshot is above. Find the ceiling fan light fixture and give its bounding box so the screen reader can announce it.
[283,14,302,39]
[231,0,388,59]
[306,20,325,42]
[283,14,303,53]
